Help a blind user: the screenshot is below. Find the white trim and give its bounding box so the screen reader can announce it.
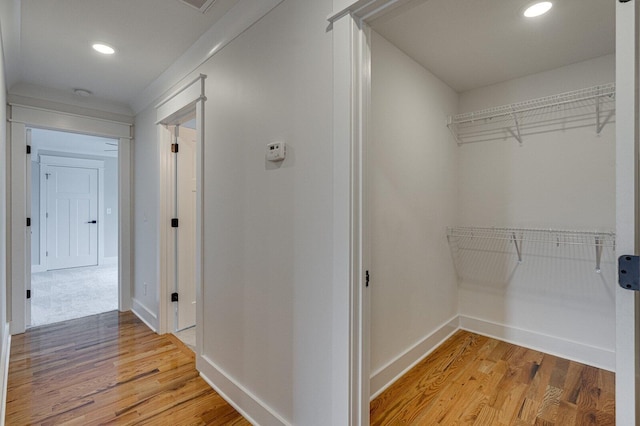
[9,104,131,139]
[131,0,284,114]
[369,317,459,399]
[9,121,28,335]
[39,155,105,168]
[118,137,132,312]
[102,256,118,266]
[8,105,133,334]
[0,324,11,426]
[156,75,204,335]
[30,265,46,274]
[460,315,616,372]
[615,2,640,422]
[198,355,291,426]
[132,298,159,332]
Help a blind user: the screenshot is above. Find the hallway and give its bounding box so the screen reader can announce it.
[5,311,248,425]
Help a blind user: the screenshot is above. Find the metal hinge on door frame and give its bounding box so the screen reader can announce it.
[26,290,31,299]
[618,255,640,291]
[171,143,179,153]
[171,292,179,302]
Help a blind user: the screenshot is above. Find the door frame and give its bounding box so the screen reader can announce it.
[8,103,133,335]
[39,155,105,271]
[330,0,639,424]
[155,75,205,347]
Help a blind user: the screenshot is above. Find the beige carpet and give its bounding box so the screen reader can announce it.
[30,263,118,327]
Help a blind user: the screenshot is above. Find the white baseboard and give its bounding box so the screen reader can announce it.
[198,354,291,426]
[459,315,615,372]
[0,322,11,426]
[131,298,158,332]
[101,257,118,266]
[370,316,459,399]
[31,264,46,274]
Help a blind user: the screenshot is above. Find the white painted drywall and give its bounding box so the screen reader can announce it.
[133,1,334,423]
[457,55,616,369]
[132,108,160,330]
[369,32,459,388]
[0,11,10,420]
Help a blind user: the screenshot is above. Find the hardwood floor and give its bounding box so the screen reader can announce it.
[5,310,250,425]
[370,330,615,425]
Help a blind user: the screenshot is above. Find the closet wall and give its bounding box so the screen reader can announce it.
[370,33,616,396]
[457,54,616,370]
[369,32,459,395]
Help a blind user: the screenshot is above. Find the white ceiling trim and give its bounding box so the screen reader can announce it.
[9,104,132,139]
[131,0,283,114]
[328,0,412,24]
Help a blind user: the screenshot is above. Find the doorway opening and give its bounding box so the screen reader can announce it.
[28,128,119,327]
[166,116,197,350]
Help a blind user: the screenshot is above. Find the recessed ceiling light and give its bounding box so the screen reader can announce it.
[92,43,115,55]
[523,2,552,18]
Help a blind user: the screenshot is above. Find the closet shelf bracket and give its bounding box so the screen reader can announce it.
[595,236,603,273]
[508,109,523,145]
[596,93,615,135]
[512,232,523,262]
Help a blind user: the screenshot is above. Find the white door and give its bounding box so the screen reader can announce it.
[45,165,99,270]
[615,0,640,423]
[175,126,197,330]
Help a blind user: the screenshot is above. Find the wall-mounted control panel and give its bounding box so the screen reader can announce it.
[266,142,286,162]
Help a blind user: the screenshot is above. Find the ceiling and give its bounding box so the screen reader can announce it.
[12,0,240,108]
[31,128,119,159]
[370,0,616,92]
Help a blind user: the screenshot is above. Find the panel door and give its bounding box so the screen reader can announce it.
[46,165,99,270]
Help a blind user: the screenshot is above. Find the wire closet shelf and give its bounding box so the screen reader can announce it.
[446,226,616,273]
[447,83,616,145]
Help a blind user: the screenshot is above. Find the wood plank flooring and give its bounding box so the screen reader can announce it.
[370,330,615,425]
[5,310,250,425]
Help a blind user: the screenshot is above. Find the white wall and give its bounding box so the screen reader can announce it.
[457,55,616,370]
[132,108,160,330]
[0,6,10,419]
[369,32,459,395]
[133,1,334,423]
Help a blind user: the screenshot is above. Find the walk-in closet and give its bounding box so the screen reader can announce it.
[366,0,616,422]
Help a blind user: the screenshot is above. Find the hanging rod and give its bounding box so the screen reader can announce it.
[446,226,616,272]
[447,83,616,145]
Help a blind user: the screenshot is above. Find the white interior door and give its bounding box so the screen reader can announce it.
[175,125,197,331]
[46,165,99,270]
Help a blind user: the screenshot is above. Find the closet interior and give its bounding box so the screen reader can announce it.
[366,0,616,399]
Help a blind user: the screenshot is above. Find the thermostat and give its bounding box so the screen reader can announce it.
[266,142,286,162]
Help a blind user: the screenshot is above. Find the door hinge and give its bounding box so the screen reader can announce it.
[171,143,179,153]
[26,217,31,227]
[171,292,179,302]
[27,290,31,299]
[366,270,370,287]
[171,218,179,228]
[26,145,31,154]
[46,251,48,257]
[619,255,640,291]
